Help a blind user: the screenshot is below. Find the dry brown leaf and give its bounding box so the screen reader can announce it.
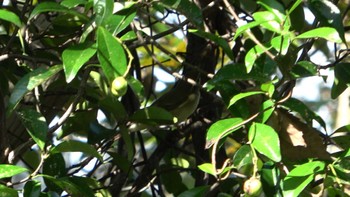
[272,109,330,161]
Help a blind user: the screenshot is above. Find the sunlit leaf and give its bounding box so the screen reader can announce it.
[0,184,18,197]
[287,161,325,177]
[106,3,137,35]
[51,140,103,161]
[0,9,22,27]
[249,123,281,162]
[97,27,127,83]
[17,109,48,150]
[228,91,265,107]
[198,163,216,176]
[0,165,28,179]
[295,27,342,43]
[245,44,271,73]
[282,174,313,197]
[7,65,63,116]
[310,0,345,42]
[206,118,244,141]
[61,0,88,8]
[62,42,97,83]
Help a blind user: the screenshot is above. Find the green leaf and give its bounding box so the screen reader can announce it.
[252,11,282,33]
[295,27,342,43]
[270,35,290,55]
[287,161,325,177]
[330,125,350,150]
[249,123,281,162]
[206,118,244,141]
[233,145,253,169]
[62,42,97,83]
[234,21,262,40]
[51,140,103,161]
[261,161,280,197]
[260,82,275,97]
[6,65,63,116]
[0,184,18,197]
[97,27,127,83]
[198,163,216,176]
[310,0,345,42]
[0,164,28,179]
[206,64,269,91]
[257,0,285,22]
[93,0,114,26]
[282,174,313,197]
[245,44,271,73]
[17,109,48,150]
[290,61,318,79]
[158,0,203,28]
[61,0,88,8]
[106,3,137,35]
[29,2,88,21]
[0,9,22,27]
[189,29,234,60]
[257,99,275,123]
[229,91,265,107]
[24,180,41,197]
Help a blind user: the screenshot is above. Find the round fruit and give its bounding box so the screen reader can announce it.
[111,77,128,97]
[243,177,262,196]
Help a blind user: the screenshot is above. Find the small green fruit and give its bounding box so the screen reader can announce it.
[243,177,262,196]
[111,77,128,97]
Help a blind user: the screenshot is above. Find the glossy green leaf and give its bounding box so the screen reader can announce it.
[198,163,216,176]
[61,0,88,8]
[232,145,253,169]
[6,65,63,116]
[43,153,67,179]
[271,35,290,55]
[260,82,275,97]
[29,2,88,21]
[253,11,281,33]
[234,21,262,40]
[330,125,350,150]
[261,161,280,197]
[23,180,41,197]
[331,75,347,99]
[245,44,271,73]
[159,0,203,28]
[93,0,114,26]
[228,91,264,107]
[206,118,244,141]
[0,9,22,27]
[257,0,285,22]
[106,3,137,35]
[288,161,325,177]
[189,29,234,60]
[206,64,269,90]
[126,76,145,102]
[249,123,281,162]
[17,109,48,150]
[310,0,345,42]
[258,99,275,123]
[51,140,103,161]
[62,42,97,83]
[282,174,313,197]
[97,27,127,83]
[0,164,28,179]
[295,27,342,43]
[290,61,318,79]
[0,184,18,197]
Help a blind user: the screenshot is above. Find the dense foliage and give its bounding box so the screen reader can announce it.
[0,0,349,196]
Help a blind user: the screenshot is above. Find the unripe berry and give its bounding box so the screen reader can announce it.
[243,177,262,196]
[111,77,128,97]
